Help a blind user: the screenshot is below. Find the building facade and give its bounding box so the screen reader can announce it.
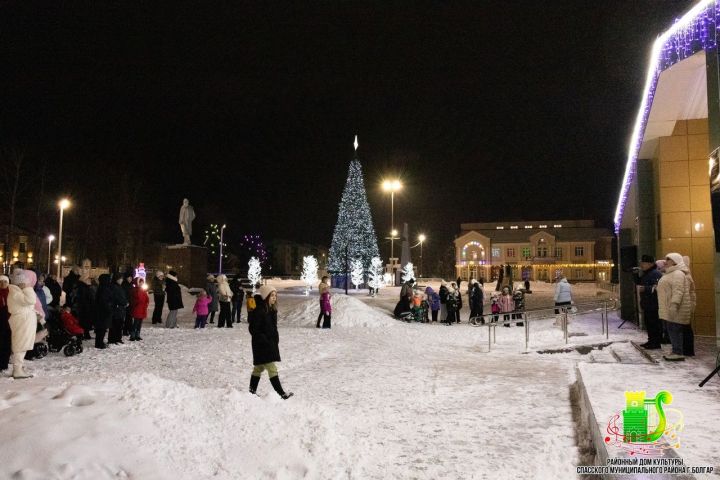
[454,220,613,283]
[268,239,328,277]
[614,0,720,339]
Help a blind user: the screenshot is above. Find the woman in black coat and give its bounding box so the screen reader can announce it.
[247,285,292,399]
[93,274,114,349]
[164,271,183,329]
[469,279,484,323]
[108,273,128,344]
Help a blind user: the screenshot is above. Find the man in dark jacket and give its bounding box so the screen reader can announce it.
[247,285,292,399]
[75,277,95,339]
[45,274,62,308]
[93,274,114,349]
[634,255,663,349]
[165,271,183,329]
[121,272,134,336]
[150,271,165,324]
[469,279,484,324]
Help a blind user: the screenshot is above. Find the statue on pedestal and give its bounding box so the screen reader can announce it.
[178,198,196,246]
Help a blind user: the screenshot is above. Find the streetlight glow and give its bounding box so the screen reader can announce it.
[58,198,70,210]
[418,234,426,242]
[382,178,402,268]
[391,229,398,237]
[56,198,71,279]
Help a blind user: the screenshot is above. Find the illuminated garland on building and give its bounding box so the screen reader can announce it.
[614,0,718,233]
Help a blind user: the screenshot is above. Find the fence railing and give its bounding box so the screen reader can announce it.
[470,299,618,352]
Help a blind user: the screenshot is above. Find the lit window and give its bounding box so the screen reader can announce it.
[506,248,515,257]
[539,224,547,228]
[492,247,500,258]
[522,247,531,258]
[510,226,518,230]
[525,225,533,229]
[537,246,548,258]
[555,247,562,259]
[554,224,562,228]
[575,246,584,257]
[496,226,504,230]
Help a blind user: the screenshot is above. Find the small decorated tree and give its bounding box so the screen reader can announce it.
[350,258,364,290]
[248,256,262,293]
[301,255,319,295]
[383,272,393,286]
[368,257,384,296]
[401,262,415,283]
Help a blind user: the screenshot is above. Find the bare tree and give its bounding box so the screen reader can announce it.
[0,147,30,258]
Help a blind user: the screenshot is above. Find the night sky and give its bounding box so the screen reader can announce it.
[0,0,699,260]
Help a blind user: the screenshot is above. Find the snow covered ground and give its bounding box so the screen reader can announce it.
[0,280,717,479]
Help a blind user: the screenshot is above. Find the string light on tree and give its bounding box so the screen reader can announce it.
[350,258,364,290]
[401,262,415,283]
[328,136,380,273]
[368,256,384,296]
[300,255,319,296]
[248,257,262,293]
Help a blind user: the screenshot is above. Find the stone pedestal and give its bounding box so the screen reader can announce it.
[160,245,207,288]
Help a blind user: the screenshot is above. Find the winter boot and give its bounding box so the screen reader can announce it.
[269,375,293,399]
[249,375,261,394]
[12,365,33,379]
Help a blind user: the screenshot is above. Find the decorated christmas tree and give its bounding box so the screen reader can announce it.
[328,136,380,273]
[300,255,319,295]
[368,256,384,294]
[401,262,415,283]
[248,257,262,293]
[350,259,364,290]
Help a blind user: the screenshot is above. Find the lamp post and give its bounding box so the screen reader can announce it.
[219,224,226,274]
[56,198,70,279]
[47,235,55,275]
[382,179,402,261]
[418,234,426,278]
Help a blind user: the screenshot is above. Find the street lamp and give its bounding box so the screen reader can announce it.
[56,198,70,279]
[219,224,226,274]
[47,235,55,275]
[418,234,426,278]
[382,179,402,260]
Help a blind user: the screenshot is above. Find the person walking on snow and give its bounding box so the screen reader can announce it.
[7,270,41,378]
[165,271,183,329]
[206,274,218,324]
[248,285,293,399]
[499,286,514,327]
[192,290,212,329]
[320,284,332,329]
[469,279,484,324]
[316,276,330,328]
[553,275,573,326]
[425,286,440,322]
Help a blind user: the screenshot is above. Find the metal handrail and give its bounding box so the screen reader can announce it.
[471,299,617,352]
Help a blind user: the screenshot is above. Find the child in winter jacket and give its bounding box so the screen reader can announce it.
[60,305,85,336]
[499,286,515,327]
[193,290,212,329]
[490,293,501,323]
[425,286,440,322]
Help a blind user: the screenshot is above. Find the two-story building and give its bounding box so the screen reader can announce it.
[454,220,614,283]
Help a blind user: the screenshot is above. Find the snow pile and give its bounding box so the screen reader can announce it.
[280,294,396,329]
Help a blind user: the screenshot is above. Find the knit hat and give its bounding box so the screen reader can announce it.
[207,274,216,281]
[258,284,276,300]
[640,254,655,263]
[0,275,8,283]
[665,252,684,267]
[12,270,28,285]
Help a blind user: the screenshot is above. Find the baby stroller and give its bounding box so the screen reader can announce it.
[512,290,525,327]
[25,315,49,360]
[46,310,84,357]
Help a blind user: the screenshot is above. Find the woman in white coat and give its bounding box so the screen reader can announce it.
[657,253,695,361]
[7,270,40,379]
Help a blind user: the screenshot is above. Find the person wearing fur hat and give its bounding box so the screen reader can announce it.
[206,274,218,324]
[7,270,40,378]
[216,274,234,328]
[165,271,183,328]
[657,253,696,361]
[0,275,11,372]
[248,285,293,399]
